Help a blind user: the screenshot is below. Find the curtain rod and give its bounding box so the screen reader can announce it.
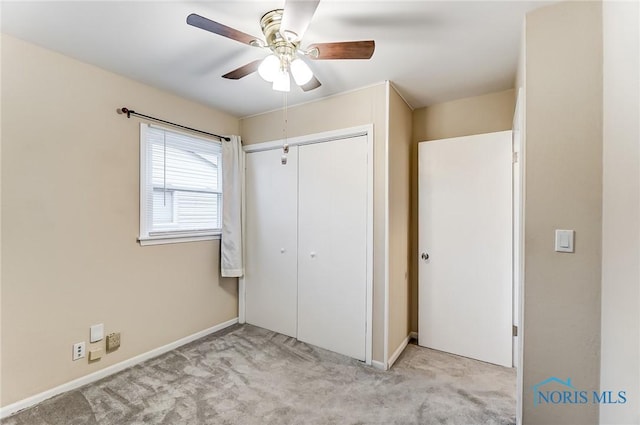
[117,107,231,141]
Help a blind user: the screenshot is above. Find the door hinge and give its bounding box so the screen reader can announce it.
[512,325,518,337]
[512,152,519,164]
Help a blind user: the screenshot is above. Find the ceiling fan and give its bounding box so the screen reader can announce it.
[186,0,375,93]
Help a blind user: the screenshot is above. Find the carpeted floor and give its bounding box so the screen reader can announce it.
[3,324,516,425]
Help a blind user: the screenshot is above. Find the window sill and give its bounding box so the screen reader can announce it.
[138,233,221,246]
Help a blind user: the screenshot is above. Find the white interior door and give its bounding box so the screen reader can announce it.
[245,147,298,338]
[418,131,512,367]
[297,136,368,361]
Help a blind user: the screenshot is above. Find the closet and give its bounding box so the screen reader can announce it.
[243,129,372,363]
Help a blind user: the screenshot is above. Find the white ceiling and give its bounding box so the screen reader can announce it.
[1,1,552,118]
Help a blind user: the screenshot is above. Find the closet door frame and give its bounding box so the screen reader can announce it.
[240,124,374,365]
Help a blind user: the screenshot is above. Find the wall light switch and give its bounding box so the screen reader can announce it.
[90,324,104,343]
[555,229,574,253]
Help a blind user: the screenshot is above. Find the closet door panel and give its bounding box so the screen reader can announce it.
[297,136,368,361]
[245,147,298,337]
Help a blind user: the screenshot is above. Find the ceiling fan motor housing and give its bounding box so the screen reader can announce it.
[261,9,298,65]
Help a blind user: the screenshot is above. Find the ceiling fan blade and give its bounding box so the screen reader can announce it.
[222,59,263,80]
[280,0,320,42]
[307,41,375,60]
[187,13,261,47]
[301,75,322,92]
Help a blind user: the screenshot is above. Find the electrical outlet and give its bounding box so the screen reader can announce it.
[106,332,120,352]
[73,342,85,361]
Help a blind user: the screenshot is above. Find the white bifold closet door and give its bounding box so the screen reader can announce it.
[297,135,368,361]
[245,147,298,338]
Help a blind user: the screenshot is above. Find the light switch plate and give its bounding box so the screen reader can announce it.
[555,229,574,253]
[90,324,104,343]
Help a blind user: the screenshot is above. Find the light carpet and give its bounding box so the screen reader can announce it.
[3,324,516,425]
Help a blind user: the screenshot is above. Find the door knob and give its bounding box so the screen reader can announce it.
[421,252,429,260]
[310,252,317,258]
[280,248,286,253]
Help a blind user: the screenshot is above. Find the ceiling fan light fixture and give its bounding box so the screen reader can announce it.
[290,58,313,86]
[272,69,291,92]
[258,54,280,82]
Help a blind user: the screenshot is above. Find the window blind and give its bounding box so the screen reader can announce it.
[140,124,222,240]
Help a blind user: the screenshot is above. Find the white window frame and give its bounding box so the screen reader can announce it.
[138,123,222,246]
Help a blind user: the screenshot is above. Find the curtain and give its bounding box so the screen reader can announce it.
[221,135,244,277]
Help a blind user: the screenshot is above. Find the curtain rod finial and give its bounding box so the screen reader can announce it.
[118,107,131,118]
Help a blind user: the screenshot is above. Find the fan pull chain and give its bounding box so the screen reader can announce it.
[281,92,289,165]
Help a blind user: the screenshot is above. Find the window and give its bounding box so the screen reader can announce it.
[139,123,222,245]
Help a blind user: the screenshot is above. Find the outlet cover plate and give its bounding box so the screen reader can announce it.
[73,342,86,361]
[90,324,104,343]
[89,348,103,361]
[106,332,121,352]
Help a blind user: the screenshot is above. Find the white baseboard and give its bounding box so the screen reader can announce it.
[0,317,239,420]
[372,332,415,372]
[387,334,411,369]
[371,360,387,371]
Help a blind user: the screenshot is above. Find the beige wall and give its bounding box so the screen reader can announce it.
[387,85,412,362]
[409,89,516,333]
[412,89,516,143]
[600,1,639,423]
[522,2,603,424]
[1,35,240,406]
[241,83,388,363]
